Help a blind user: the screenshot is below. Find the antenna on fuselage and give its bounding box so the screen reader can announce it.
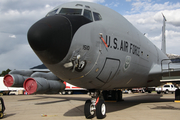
[161,13,167,54]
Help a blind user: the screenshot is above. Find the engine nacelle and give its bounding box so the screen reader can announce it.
[9,70,33,76]
[3,74,28,87]
[3,70,33,87]
[23,77,65,94]
[30,72,59,80]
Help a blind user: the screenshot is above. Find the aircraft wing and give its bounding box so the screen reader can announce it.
[30,69,50,72]
[148,62,180,85]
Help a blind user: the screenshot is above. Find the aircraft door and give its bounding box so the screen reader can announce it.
[96,58,120,83]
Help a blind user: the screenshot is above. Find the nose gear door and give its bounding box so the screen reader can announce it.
[96,58,120,83]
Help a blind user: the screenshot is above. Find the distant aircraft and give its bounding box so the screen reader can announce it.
[3,2,180,119]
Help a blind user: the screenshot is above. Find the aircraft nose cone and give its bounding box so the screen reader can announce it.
[27,15,72,64]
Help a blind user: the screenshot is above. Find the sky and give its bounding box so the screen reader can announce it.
[0,0,180,72]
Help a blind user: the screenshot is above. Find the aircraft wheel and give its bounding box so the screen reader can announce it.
[96,99,106,119]
[84,100,95,119]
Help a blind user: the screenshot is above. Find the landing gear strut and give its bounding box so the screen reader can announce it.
[84,91,106,119]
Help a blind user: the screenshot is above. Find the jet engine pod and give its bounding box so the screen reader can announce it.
[23,77,65,94]
[30,72,59,80]
[3,74,28,87]
[3,69,34,87]
[9,70,33,76]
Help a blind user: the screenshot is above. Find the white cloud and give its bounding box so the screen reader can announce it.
[148,33,162,42]
[45,4,51,8]
[124,1,180,55]
[145,30,180,55]
[105,2,120,7]
[153,9,180,27]
[126,0,131,2]
[166,30,180,54]
[166,30,180,40]
[0,44,42,71]
[9,35,16,38]
[130,1,180,13]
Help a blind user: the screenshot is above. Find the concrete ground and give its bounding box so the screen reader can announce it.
[1,93,180,120]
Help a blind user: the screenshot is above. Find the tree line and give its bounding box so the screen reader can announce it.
[0,69,11,76]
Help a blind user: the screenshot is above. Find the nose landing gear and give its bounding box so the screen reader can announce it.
[84,91,106,119]
[96,99,106,119]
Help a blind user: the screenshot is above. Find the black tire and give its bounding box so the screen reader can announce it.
[67,91,72,95]
[164,90,169,94]
[84,100,95,119]
[96,99,106,119]
[157,91,161,94]
[61,91,66,95]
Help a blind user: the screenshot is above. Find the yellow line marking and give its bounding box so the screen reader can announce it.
[174,100,180,103]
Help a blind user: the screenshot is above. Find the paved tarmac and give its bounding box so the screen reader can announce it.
[1,93,180,120]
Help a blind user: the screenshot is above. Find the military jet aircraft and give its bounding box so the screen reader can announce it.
[3,1,180,119]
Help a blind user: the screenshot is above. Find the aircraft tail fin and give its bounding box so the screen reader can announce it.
[161,13,167,54]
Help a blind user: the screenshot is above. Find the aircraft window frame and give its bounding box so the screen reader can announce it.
[59,8,82,15]
[85,5,90,8]
[93,12,102,21]
[46,9,58,17]
[83,9,93,21]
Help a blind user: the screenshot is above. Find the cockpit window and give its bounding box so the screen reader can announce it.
[59,8,82,15]
[93,12,102,21]
[46,9,58,17]
[83,9,93,21]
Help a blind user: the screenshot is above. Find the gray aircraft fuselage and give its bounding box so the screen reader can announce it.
[27,2,168,90]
